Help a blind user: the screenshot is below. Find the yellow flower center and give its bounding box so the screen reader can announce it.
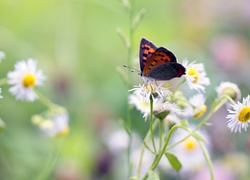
[22,74,36,88]
[144,84,157,93]
[238,106,250,123]
[184,137,197,151]
[55,127,70,138]
[194,105,207,118]
[187,68,199,83]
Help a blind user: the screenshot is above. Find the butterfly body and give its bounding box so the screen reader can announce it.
[139,38,185,80]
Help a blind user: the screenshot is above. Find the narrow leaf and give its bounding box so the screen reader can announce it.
[116,28,130,48]
[132,8,146,30]
[165,152,182,172]
[120,0,131,11]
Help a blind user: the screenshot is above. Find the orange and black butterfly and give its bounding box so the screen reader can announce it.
[139,38,185,80]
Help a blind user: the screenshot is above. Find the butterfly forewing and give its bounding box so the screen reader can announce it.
[142,47,177,76]
[139,38,157,72]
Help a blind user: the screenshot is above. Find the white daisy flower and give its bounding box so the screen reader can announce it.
[216,81,241,102]
[33,110,70,138]
[183,93,207,118]
[129,90,180,119]
[129,82,171,100]
[226,95,250,133]
[7,58,46,101]
[0,51,5,62]
[182,59,210,93]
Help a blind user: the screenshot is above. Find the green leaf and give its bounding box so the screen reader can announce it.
[165,152,182,172]
[148,170,160,180]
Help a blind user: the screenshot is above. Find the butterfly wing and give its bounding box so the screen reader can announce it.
[139,38,157,72]
[142,47,177,76]
[147,62,186,80]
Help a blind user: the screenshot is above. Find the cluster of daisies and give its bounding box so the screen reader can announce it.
[126,59,250,179]
[0,51,69,138]
[129,59,249,133]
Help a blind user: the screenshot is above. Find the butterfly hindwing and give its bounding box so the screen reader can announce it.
[142,47,177,76]
[139,38,157,72]
[147,62,186,80]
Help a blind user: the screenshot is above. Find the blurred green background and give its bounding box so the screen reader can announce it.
[0,0,250,179]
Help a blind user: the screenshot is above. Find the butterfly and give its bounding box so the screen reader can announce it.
[139,38,186,80]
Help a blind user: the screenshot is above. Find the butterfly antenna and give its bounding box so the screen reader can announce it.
[123,65,141,73]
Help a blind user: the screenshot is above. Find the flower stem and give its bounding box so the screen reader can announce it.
[166,97,227,151]
[142,124,182,180]
[159,119,163,151]
[36,90,56,109]
[137,120,159,179]
[125,1,136,177]
[199,141,214,180]
[172,78,186,93]
[149,95,157,153]
[126,0,135,87]
[34,139,62,180]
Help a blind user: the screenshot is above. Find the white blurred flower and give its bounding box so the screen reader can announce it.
[183,94,207,118]
[164,112,182,125]
[0,88,3,99]
[37,112,69,138]
[169,127,209,172]
[106,129,130,154]
[129,91,180,119]
[226,95,250,133]
[7,58,46,101]
[0,51,5,62]
[131,147,154,177]
[182,59,210,93]
[216,81,241,102]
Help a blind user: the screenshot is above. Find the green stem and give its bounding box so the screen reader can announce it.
[137,120,158,179]
[35,139,62,180]
[142,124,182,180]
[36,90,56,109]
[149,95,157,153]
[126,0,135,87]
[126,1,136,177]
[199,141,214,180]
[222,95,236,105]
[166,99,226,151]
[172,78,186,93]
[159,119,163,151]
